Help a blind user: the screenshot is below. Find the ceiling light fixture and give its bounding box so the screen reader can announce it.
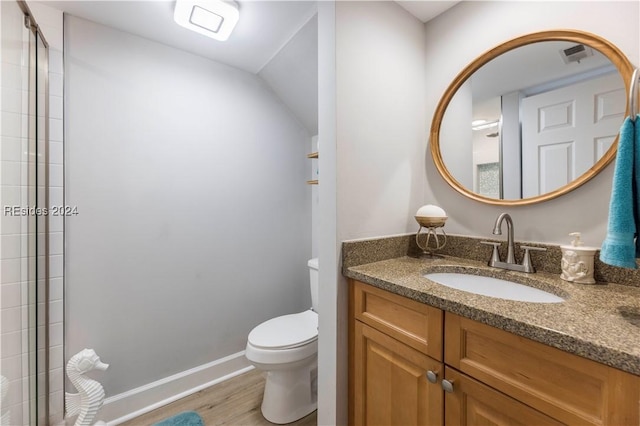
[471,119,499,131]
[174,0,239,41]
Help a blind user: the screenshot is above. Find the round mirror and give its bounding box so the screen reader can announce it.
[430,30,634,206]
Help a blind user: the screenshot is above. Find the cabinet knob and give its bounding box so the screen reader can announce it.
[441,379,454,393]
[426,370,438,383]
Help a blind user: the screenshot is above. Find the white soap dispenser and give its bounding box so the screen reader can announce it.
[560,232,599,284]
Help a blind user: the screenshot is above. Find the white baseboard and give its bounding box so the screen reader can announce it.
[98,351,253,425]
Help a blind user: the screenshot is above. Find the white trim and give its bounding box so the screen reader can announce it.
[96,351,252,425]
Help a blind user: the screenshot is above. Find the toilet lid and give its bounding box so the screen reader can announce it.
[248,310,318,350]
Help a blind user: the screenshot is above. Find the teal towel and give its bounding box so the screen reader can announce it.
[635,115,640,257]
[600,116,639,269]
[153,411,204,426]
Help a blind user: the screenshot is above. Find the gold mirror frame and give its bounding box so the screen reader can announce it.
[430,30,635,206]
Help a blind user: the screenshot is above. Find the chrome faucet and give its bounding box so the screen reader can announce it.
[493,213,516,264]
[480,213,546,273]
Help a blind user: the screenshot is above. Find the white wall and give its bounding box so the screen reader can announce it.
[336,1,427,240]
[441,80,473,189]
[259,14,319,136]
[317,3,338,424]
[318,1,426,424]
[424,1,640,245]
[64,15,312,399]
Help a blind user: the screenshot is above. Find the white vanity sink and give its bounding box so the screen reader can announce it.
[424,272,564,303]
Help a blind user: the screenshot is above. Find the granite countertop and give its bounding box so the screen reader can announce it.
[344,255,640,376]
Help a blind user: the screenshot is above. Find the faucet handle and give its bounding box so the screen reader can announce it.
[519,245,547,273]
[480,241,501,266]
[520,245,547,252]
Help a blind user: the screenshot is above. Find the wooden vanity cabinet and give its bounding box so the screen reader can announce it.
[349,279,640,426]
[353,322,444,425]
[442,366,563,425]
[445,312,640,426]
[350,280,444,425]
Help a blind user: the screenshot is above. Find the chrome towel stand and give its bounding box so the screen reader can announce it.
[630,68,639,122]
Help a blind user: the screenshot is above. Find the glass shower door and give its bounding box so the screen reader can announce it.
[0,2,49,425]
[36,25,51,426]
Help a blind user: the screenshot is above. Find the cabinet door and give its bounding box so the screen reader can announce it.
[443,367,563,426]
[445,312,640,425]
[353,321,443,426]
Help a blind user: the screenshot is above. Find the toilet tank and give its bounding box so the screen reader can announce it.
[308,258,319,312]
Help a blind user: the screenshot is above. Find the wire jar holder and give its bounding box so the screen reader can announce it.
[415,216,447,258]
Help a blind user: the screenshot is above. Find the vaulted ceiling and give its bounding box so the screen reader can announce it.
[39,0,459,135]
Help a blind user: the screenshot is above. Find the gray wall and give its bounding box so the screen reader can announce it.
[64,16,311,395]
[259,14,318,136]
[336,1,427,240]
[324,1,428,423]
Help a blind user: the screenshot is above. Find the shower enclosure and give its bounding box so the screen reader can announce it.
[1,1,51,424]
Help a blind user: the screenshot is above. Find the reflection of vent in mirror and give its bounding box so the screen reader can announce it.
[560,44,593,64]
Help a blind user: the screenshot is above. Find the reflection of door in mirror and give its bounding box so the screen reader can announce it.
[521,72,625,197]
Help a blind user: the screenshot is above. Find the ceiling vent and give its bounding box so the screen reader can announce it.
[559,44,594,64]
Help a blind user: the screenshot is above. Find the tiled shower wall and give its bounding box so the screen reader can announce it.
[0,2,64,425]
[1,4,33,425]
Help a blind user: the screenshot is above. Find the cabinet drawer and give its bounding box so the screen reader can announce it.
[445,312,640,426]
[351,280,443,360]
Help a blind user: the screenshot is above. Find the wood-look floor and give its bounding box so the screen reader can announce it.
[120,369,317,426]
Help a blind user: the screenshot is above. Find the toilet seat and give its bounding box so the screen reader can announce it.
[244,261,319,424]
[248,310,318,350]
[246,310,318,367]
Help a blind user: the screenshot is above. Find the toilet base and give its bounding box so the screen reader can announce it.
[260,358,317,424]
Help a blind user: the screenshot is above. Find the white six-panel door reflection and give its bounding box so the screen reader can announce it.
[521,72,625,198]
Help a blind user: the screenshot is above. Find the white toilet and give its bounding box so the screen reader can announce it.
[245,258,319,424]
